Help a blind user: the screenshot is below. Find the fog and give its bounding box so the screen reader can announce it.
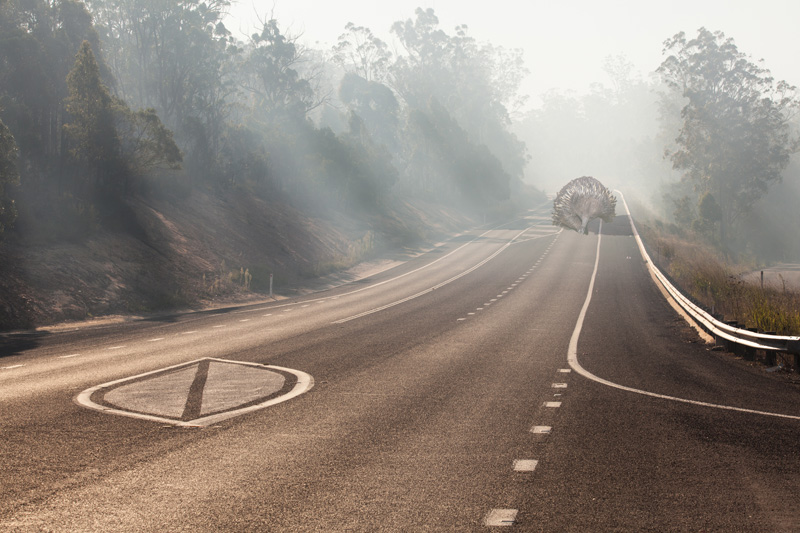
[2,0,799,272]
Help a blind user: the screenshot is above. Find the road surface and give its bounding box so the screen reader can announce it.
[1,205,799,531]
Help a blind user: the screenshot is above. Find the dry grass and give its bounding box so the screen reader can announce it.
[641,226,800,336]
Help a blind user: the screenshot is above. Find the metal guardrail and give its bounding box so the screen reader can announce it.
[618,191,800,357]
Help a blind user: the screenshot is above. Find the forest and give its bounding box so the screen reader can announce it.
[1,0,799,329]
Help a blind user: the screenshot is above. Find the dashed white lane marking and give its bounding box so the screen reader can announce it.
[263,314,272,317]
[333,225,535,324]
[513,459,539,472]
[213,325,226,329]
[468,313,475,316]
[558,369,572,373]
[477,308,484,311]
[545,402,562,408]
[484,509,518,527]
[59,354,81,359]
[148,337,165,341]
[531,425,552,434]
[239,319,251,322]
[108,346,125,350]
[457,318,467,321]
[552,383,567,389]
[301,304,310,308]
[568,219,800,422]
[2,365,24,370]
[181,331,198,335]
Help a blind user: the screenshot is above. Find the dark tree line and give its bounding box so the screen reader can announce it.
[0,1,533,246]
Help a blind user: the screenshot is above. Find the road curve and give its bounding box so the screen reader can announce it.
[1,205,798,531]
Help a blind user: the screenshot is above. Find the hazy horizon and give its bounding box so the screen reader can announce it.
[225,0,800,109]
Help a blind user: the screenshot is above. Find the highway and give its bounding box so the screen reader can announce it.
[1,204,799,532]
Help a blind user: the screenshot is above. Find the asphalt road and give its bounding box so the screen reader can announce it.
[1,206,799,532]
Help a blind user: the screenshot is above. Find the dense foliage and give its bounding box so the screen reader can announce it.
[0,0,531,249]
[657,28,800,248]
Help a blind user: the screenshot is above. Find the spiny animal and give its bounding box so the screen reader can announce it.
[552,176,616,234]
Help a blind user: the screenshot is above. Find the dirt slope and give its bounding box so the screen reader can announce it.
[0,189,474,331]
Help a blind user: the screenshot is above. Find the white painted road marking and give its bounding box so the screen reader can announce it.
[531,425,552,434]
[76,358,314,427]
[59,354,81,359]
[2,365,24,370]
[484,509,518,526]
[545,402,562,408]
[148,338,165,342]
[513,459,539,472]
[552,383,567,389]
[333,225,536,324]
[568,218,800,421]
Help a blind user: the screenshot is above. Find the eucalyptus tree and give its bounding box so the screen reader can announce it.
[86,0,236,142]
[240,18,320,123]
[332,22,392,83]
[63,40,121,188]
[657,28,799,245]
[390,8,528,185]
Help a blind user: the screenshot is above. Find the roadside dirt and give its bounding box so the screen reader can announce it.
[0,189,475,332]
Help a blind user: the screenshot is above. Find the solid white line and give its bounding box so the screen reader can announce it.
[567,222,800,421]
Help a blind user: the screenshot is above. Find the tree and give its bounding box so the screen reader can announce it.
[113,100,182,178]
[332,22,392,83]
[64,40,121,187]
[0,116,19,236]
[657,28,799,245]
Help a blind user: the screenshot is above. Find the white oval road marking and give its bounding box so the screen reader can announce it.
[76,358,314,427]
[568,218,800,422]
[484,509,517,527]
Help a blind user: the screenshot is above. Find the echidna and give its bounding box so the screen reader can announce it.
[552,176,616,234]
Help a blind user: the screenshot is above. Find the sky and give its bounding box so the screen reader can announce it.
[224,0,800,109]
